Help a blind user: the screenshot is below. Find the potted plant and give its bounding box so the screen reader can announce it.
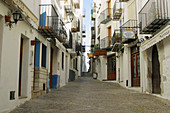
[5,15,11,22]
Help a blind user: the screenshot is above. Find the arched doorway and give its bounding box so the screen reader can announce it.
[152,45,161,94]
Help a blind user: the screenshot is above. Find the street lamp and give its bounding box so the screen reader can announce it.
[12,11,23,24]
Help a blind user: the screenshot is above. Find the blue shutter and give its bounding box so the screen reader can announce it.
[35,39,40,67]
[40,12,46,26]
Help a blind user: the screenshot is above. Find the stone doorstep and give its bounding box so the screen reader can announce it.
[127,87,141,92]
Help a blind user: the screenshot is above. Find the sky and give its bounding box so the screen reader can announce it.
[83,0,92,70]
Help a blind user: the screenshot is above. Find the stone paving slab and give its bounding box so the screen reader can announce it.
[11,75,170,113]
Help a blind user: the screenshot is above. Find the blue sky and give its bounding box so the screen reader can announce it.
[83,0,92,70]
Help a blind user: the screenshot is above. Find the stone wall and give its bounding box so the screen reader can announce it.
[32,67,48,98]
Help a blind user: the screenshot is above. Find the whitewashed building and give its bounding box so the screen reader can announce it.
[0,0,83,112]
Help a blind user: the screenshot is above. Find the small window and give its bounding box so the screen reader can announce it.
[42,44,47,68]
[62,52,64,69]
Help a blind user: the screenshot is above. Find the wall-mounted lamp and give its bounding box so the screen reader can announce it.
[5,11,23,25]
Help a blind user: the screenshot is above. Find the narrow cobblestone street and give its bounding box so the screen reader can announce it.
[11,73,170,113]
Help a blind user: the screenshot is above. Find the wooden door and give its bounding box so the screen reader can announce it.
[152,45,161,94]
[107,55,116,80]
[108,0,111,17]
[131,46,140,87]
[50,48,53,88]
[108,27,111,47]
[18,38,23,96]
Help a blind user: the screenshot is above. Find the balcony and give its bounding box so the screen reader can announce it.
[113,1,122,21]
[71,18,80,32]
[39,5,67,42]
[91,39,95,47]
[76,42,82,52]
[120,20,138,44]
[100,36,112,50]
[64,0,74,15]
[73,0,80,9]
[112,30,122,52]
[99,8,113,24]
[119,0,129,2]
[63,31,72,48]
[139,0,170,34]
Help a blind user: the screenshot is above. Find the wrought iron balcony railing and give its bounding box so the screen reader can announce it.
[71,18,80,32]
[99,8,113,24]
[139,0,170,34]
[64,0,74,15]
[39,4,68,42]
[112,29,122,52]
[76,42,82,52]
[112,29,122,45]
[113,1,122,21]
[119,0,129,2]
[100,36,112,49]
[56,19,67,42]
[91,30,95,39]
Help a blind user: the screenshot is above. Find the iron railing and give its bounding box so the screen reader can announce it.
[100,36,112,49]
[57,19,67,40]
[139,0,170,34]
[99,8,113,24]
[39,4,58,26]
[113,1,122,20]
[112,29,122,45]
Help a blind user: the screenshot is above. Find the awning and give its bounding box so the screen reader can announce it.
[141,25,170,52]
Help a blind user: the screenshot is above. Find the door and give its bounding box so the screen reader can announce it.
[108,0,111,17]
[108,27,111,47]
[18,38,23,96]
[131,46,140,87]
[152,45,161,94]
[50,48,53,88]
[107,55,116,80]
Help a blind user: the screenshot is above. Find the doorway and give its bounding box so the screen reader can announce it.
[131,46,140,87]
[18,36,29,97]
[152,45,161,94]
[107,55,116,80]
[18,38,23,96]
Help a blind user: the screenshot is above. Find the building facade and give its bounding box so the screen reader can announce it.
[0,0,83,112]
[91,0,170,100]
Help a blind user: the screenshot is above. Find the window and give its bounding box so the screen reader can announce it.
[41,44,47,68]
[62,52,64,69]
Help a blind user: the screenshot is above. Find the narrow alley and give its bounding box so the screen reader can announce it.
[11,73,170,113]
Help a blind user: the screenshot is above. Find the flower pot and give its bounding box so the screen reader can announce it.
[5,15,11,22]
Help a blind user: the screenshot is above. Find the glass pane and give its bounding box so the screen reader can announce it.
[132,47,137,53]
[137,54,140,77]
[133,56,136,78]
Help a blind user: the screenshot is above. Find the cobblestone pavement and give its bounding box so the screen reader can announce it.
[11,73,170,113]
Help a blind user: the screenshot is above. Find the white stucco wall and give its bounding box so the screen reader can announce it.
[97,56,107,81]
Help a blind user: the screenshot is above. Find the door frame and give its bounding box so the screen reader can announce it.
[131,46,140,87]
[18,38,23,96]
[50,48,53,88]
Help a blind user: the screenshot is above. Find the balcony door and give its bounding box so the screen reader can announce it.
[131,46,140,87]
[107,55,116,80]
